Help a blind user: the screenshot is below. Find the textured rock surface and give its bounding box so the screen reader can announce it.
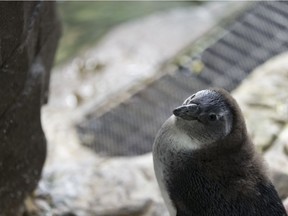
[232,53,288,173]
[34,154,165,216]
[0,2,61,215]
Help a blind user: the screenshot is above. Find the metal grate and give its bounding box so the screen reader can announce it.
[77,2,288,156]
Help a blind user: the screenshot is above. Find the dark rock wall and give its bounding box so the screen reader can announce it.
[0,2,61,215]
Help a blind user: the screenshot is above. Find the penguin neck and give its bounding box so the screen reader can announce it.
[173,116,219,150]
[167,116,204,151]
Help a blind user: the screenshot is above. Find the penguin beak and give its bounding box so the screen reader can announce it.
[173,104,200,120]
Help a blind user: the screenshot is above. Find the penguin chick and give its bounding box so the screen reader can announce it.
[153,88,287,216]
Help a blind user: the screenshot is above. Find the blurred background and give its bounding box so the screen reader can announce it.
[56,1,199,65]
[32,1,288,215]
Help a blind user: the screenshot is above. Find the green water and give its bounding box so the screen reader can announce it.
[56,1,198,65]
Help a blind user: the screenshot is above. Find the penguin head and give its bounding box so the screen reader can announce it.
[173,89,234,144]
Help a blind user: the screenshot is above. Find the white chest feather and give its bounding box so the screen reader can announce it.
[152,116,201,216]
[153,155,177,216]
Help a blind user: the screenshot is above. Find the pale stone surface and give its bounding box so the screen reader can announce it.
[232,53,288,175]
[35,154,164,216]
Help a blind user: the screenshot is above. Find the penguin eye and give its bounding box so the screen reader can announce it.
[208,113,217,121]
